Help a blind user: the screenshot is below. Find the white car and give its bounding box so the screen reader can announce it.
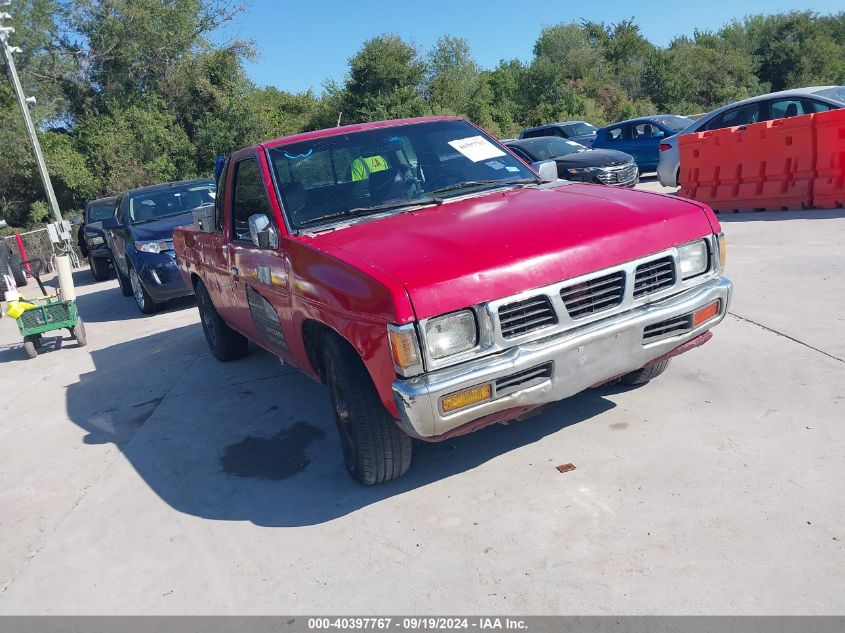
[657,86,845,188]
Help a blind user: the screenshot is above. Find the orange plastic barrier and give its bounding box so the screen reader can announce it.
[813,109,845,209]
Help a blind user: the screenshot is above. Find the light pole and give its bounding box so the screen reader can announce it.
[1,1,76,300]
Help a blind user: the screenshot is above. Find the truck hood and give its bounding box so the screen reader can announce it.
[313,183,714,319]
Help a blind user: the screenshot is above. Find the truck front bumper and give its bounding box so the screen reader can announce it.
[393,276,732,439]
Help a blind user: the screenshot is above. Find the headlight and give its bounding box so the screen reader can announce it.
[424,310,477,360]
[86,236,104,246]
[677,239,709,279]
[136,240,170,254]
[567,166,600,174]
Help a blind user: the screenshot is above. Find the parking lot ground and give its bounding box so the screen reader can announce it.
[0,206,843,615]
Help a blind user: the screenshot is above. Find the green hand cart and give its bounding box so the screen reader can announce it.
[13,258,86,359]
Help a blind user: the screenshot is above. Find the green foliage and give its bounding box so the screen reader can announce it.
[2,4,845,229]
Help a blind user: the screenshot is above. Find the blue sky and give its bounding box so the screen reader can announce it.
[218,0,844,94]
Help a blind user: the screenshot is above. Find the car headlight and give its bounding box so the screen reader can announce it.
[677,239,709,279]
[136,240,170,254]
[567,166,600,174]
[86,236,104,246]
[424,310,478,360]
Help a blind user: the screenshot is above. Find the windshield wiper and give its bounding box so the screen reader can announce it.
[298,198,438,229]
[427,178,538,199]
[131,211,192,225]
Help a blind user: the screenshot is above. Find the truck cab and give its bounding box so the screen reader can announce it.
[175,116,732,485]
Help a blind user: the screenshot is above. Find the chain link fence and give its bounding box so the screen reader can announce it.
[2,228,87,273]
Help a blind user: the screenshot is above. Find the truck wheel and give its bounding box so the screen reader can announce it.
[9,252,27,287]
[322,334,412,485]
[116,265,133,297]
[129,267,160,314]
[72,317,87,347]
[195,279,248,362]
[23,336,38,359]
[89,256,110,281]
[621,358,670,385]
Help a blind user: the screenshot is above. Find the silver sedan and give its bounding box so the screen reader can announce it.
[657,86,845,187]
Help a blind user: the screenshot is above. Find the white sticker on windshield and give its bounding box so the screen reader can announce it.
[566,140,584,148]
[448,136,506,162]
[505,166,520,172]
[486,160,505,170]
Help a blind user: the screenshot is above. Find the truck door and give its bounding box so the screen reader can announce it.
[224,153,294,359]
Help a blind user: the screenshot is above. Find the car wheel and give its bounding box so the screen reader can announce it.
[115,264,133,297]
[195,279,248,361]
[621,359,670,385]
[9,252,27,287]
[72,317,87,347]
[676,167,681,187]
[89,256,110,281]
[322,333,412,485]
[23,335,38,359]
[129,266,160,314]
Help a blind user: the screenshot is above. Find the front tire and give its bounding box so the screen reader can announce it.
[322,334,412,485]
[129,266,160,314]
[72,317,87,347]
[89,256,110,281]
[621,359,670,385]
[195,279,248,362]
[116,264,133,297]
[23,335,37,359]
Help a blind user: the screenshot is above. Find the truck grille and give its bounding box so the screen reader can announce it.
[498,296,557,339]
[561,271,625,319]
[633,256,675,298]
[595,162,638,185]
[643,314,692,342]
[495,362,553,395]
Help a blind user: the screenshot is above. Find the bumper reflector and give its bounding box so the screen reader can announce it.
[693,300,720,326]
[440,384,492,414]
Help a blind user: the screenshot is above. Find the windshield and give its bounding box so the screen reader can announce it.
[563,122,597,136]
[268,120,537,229]
[515,138,586,161]
[87,200,116,221]
[654,116,695,132]
[128,182,215,224]
[812,86,845,105]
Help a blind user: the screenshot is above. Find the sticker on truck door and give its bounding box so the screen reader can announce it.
[246,285,288,351]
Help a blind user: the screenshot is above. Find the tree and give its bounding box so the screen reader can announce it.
[425,36,479,114]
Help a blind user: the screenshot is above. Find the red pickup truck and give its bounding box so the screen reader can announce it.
[174,116,732,485]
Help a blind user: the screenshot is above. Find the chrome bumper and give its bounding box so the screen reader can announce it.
[393,276,732,438]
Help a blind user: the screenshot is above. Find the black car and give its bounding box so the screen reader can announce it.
[78,195,119,281]
[102,179,215,314]
[506,137,639,187]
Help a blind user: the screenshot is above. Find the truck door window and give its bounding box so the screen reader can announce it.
[232,158,273,243]
[215,159,229,232]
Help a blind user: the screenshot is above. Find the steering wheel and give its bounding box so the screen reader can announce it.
[424,170,465,191]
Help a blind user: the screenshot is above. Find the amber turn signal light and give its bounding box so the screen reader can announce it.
[693,300,720,326]
[440,384,492,414]
[388,327,421,372]
[718,233,727,270]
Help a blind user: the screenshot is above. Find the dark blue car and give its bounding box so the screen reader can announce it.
[591,115,694,171]
[103,179,215,313]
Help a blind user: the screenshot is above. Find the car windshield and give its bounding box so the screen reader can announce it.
[653,116,696,132]
[515,138,586,161]
[812,86,845,105]
[87,200,116,221]
[268,120,538,229]
[128,182,215,224]
[563,122,597,136]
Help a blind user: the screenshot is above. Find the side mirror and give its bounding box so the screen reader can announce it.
[532,160,559,182]
[101,217,120,230]
[249,214,278,250]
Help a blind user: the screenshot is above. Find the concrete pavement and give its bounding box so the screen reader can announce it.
[0,203,843,614]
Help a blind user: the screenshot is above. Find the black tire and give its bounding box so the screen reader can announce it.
[0,248,9,294]
[23,336,37,359]
[322,333,412,485]
[195,279,248,362]
[72,317,87,347]
[89,256,110,281]
[621,358,670,385]
[128,266,160,314]
[116,264,133,297]
[9,252,27,287]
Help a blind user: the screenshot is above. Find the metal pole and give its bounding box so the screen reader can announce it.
[0,19,63,223]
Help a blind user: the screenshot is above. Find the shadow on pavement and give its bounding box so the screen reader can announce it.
[65,323,619,527]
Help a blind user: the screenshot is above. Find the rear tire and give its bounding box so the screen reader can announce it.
[116,264,133,297]
[23,336,37,359]
[72,317,87,347]
[621,359,670,385]
[195,279,248,362]
[89,256,110,281]
[322,334,412,485]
